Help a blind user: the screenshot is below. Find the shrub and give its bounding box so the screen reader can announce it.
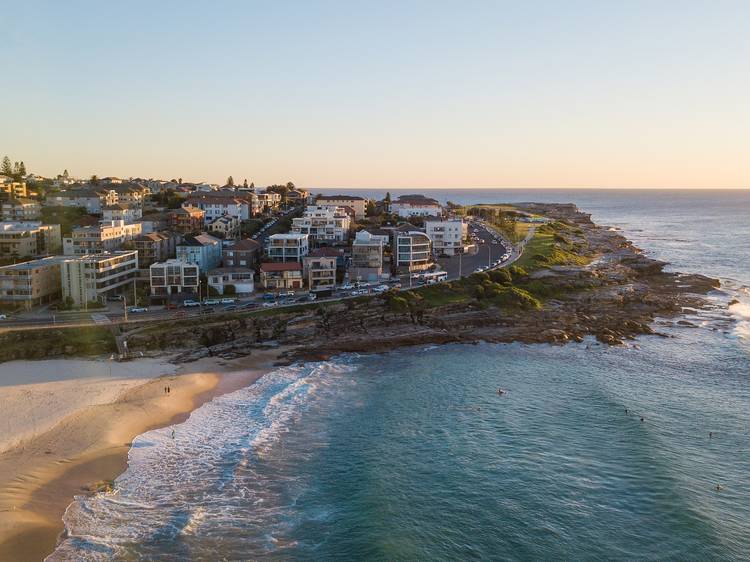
[489,268,512,284]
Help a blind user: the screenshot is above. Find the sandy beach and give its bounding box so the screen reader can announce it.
[0,349,286,561]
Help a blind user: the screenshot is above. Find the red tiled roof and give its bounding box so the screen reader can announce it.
[260,262,302,272]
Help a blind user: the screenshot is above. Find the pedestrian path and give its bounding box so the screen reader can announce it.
[91,313,111,325]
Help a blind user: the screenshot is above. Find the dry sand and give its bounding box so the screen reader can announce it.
[0,349,286,561]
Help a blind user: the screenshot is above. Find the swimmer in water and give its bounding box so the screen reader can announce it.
[497,388,505,396]
[716,484,723,491]
[625,408,629,414]
[640,417,644,422]
[709,431,713,438]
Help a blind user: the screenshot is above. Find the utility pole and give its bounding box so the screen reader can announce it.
[123,294,128,322]
[458,250,462,279]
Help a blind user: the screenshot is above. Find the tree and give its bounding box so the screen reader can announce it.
[365,200,377,217]
[243,179,248,189]
[384,192,391,204]
[90,175,99,185]
[227,176,234,186]
[18,162,26,176]
[250,182,255,189]
[178,177,183,184]
[1,156,12,177]
[286,181,295,190]
[63,169,69,179]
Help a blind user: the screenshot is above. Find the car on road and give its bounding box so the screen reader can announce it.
[307,293,317,301]
[183,300,201,307]
[473,267,484,273]
[220,298,236,304]
[278,291,295,298]
[128,307,149,313]
[373,285,390,293]
[351,289,368,296]
[107,295,124,302]
[0,314,7,320]
[339,283,354,290]
[203,299,220,306]
[262,301,278,308]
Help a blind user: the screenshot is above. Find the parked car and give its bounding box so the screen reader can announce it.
[262,301,278,308]
[128,307,148,313]
[0,314,7,320]
[220,298,236,304]
[183,300,201,307]
[351,289,368,296]
[203,299,220,305]
[373,285,390,293]
[339,283,354,290]
[107,295,123,302]
[278,291,295,298]
[307,293,317,301]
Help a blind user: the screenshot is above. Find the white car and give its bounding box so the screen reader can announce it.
[373,285,390,293]
[339,283,354,290]
[262,301,278,308]
[278,291,295,298]
[203,299,220,306]
[220,298,236,304]
[129,307,149,313]
[351,289,368,296]
[474,267,484,273]
[183,300,201,307]
[0,314,7,320]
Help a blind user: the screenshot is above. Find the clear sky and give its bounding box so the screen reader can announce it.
[2,0,749,188]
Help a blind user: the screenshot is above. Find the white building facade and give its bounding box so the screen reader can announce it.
[266,233,309,262]
[425,219,468,256]
[291,205,351,243]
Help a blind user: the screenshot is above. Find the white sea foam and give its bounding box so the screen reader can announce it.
[46,359,355,561]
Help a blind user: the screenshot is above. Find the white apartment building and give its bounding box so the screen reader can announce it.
[266,233,309,262]
[149,259,200,298]
[0,221,62,259]
[390,194,442,218]
[207,267,255,295]
[63,220,142,256]
[62,251,139,306]
[425,218,468,256]
[1,198,41,220]
[46,188,118,213]
[291,205,351,243]
[184,196,250,221]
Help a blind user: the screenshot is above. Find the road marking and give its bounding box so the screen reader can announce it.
[91,313,111,324]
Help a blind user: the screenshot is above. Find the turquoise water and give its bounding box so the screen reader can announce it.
[50,190,750,561]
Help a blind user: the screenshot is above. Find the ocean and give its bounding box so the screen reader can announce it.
[49,189,750,561]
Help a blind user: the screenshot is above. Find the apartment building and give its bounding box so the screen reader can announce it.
[168,205,205,234]
[390,194,442,218]
[113,183,149,206]
[266,233,309,262]
[184,195,250,221]
[129,231,180,268]
[62,250,139,306]
[207,215,240,239]
[316,195,367,218]
[256,191,282,211]
[0,176,28,198]
[1,198,41,220]
[291,205,351,243]
[149,259,199,299]
[102,203,142,224]
[63,220,142,256]
[0,222,62,259]
[302,248,339,291]
[350,230,386,281]
[176,233,222,272]
[207,267,255,295]
[425,218,468,256]
[222,238,261,268]
[259,262,303,290]
[0,256,66,310]
[394,227,432,272]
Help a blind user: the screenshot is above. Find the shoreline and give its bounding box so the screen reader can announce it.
[0,349,287,562]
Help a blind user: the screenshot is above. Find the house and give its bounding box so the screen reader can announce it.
[62,250,139,306]
[129,231,180,268]
[302,248,339,291]
[425,218,468,256]
[0,222,62,259]
[149,259,199,300]
[0,256,67,310]
[259,262,303,290]
[265,233,309,262]
[351,230,386,281]
[0,176,28,198]
[112,183,149,206]
[168,205,205,234]
[63,220,142,256]
[1,198,41,220]
[291,205,351,244]
[222,238,261,268]
[316,195,367,218]
[393,226,432,272]
[176,233,222,272]
[46,186,118,213]
[286,188,309,203]
[207,267,255,295]
[390,194,442,218]
[102,203,142,224]
[256,191,282,211]
[207,215,240,239]
[184,195,250,221]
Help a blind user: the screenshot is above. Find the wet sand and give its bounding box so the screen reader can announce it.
[0,349,286,561]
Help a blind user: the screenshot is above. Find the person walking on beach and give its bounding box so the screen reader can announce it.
[171,428,175,440]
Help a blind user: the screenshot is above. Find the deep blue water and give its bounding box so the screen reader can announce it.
[50,190,750,561]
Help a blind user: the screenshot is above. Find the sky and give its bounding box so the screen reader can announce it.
[2,0,749,188]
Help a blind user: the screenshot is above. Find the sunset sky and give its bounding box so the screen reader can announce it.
[3,1,749,188]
